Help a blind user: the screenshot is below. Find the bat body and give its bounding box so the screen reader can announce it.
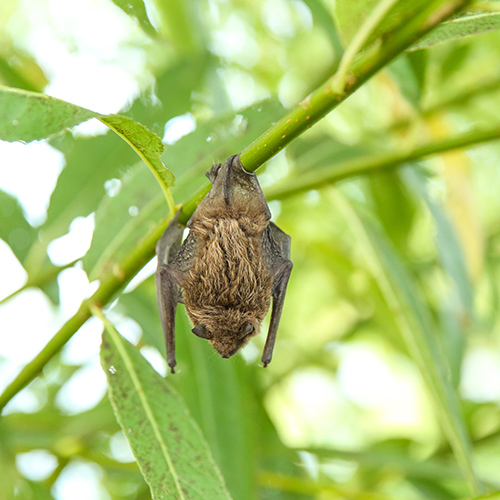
[156,154,292,372]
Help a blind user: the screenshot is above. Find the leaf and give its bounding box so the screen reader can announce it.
[0,189,37,263]
[126,52,213,136]
[410,9,500,50]
[333,0,440,49]
[100,114,175,188]
[45,132,137,240]
[100,319,232,500]
[0,87,174,240]
[333,192,481,495]
[367,169,417,252]
[0,86,97,142]
[83,164,164,279]
[388,51,427,108]
[403,168,473,315]
[110,0,158,37]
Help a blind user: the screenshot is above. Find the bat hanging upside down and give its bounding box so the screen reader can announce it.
[155,154,293,373]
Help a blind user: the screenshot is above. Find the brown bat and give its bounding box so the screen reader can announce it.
[155,154,292,373]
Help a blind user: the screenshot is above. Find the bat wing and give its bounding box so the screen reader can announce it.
[155,210,198,372]
[261,222,293,366]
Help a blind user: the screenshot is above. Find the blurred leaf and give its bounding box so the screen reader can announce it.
[100,114,174,188]
[411,9,500,50]
[439,43,471,81]
[302,0,344,55]
[304,442,463,482]
[0,55,46,93]
[409,477,456,499]
[45,131,136,240]
[367,169,417,251]
[148,0,204,53]
[83,164,164,279]
[333,0,442,49]
[126,52,214,135]
[334,192,480,495]
[118,277,164,352]
[470,493,500,500]
[101,320,232,500]
[403,167,473,315]
[388,51,427,108]
[0,86,96,143]
[0,189,37,263]
[110,0,158,37]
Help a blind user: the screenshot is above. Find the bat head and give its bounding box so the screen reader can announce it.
[191,309,260,358]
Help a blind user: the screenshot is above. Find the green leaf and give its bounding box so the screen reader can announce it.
[83,164,164,279]
[403,168,473,315]
[0,86,97,142]
[126,52,213,135]
[333,192,481,495]
[388,51,427,108]
[100,318,232,500]
[411,9,500,50]
[100,114,174,188]
[0,189,37,263]
[333,0,439,48]
[45,132,137,240]
[110,0,158,37]
[0,87,174,241]
[367,169,417,252]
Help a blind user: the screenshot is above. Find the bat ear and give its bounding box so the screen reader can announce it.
[192,324,212,339]
[205,163,222,183]
[239,322,255,339]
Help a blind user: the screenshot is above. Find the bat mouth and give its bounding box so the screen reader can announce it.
[212,341,242,359]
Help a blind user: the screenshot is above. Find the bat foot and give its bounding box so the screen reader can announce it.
[169,365,176,374]
[262,361,269,368]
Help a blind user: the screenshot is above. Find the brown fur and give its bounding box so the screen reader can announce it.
[181,208,272,358]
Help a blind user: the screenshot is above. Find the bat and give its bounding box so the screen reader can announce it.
[155,154,292,373]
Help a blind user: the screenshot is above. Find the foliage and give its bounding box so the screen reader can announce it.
[2,0,500,499]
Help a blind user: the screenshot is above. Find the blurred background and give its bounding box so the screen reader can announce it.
[1,0,500,499]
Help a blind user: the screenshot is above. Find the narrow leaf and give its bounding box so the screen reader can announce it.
[411,9,500,50]
[0,87,175,219]
[100,316,232,500]
[100,114,175,188]
[0,86,96,142]
[333,191,481,495]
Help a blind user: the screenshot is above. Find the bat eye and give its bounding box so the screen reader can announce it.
[240,323,255,338]
[192,324,211,339]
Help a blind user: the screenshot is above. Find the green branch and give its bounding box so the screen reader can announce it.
[265,125,500,201]
[0,0,471,412]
